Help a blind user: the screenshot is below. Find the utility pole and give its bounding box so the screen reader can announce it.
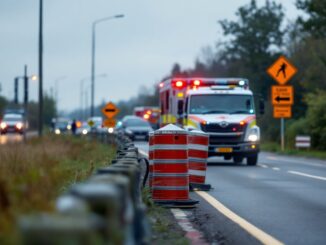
[38,0,43,136]
[23,65,28,142]
[14,78,19,104]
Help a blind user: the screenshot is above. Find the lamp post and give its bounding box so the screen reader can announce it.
[13,65,37,141]
[38,0,43,136]
[54,76,66,117]
[90,14,124,117]
[81,73,106,120]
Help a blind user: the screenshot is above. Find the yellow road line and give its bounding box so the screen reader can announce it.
[196,191,284,245]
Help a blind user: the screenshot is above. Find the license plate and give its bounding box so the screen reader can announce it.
[216,147,233,153]
[135,135,145,139]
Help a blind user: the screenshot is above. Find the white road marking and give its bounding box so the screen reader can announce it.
[258,164,268,168]
[266,156,326,168]
[288,171,326,181]
[196,191,284,245]
[272,167,280,171]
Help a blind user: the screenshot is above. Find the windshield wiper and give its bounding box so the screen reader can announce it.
[201,110,227,114]
[229,110,252,114]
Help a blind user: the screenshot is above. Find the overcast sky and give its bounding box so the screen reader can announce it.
[0,0,299,112]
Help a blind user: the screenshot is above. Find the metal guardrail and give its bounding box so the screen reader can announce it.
[19,132,150,245]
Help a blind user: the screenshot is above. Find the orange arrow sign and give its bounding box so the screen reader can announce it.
[271,86,294,106]
[102,102,119,119]
[267,56,297,85]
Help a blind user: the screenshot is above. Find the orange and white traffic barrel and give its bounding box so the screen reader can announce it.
[188,130,211,191]
[152,124,198,207]
[148,131,154,190]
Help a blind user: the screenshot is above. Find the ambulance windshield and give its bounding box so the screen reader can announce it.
[189,94,254,115]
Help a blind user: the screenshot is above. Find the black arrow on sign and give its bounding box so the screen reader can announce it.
[105,109,116,112]
[275,96,290,102]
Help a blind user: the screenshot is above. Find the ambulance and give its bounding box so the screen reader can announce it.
[159,78,264,165]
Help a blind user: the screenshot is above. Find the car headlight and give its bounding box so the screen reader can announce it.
[55,129,61,135]
[82,129,88,135]
[108,127,114,134]
[247,128,259,142]
[16,122,23,130]
[0,122,7,129]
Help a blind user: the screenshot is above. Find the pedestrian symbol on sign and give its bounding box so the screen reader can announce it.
[276,62,287,79]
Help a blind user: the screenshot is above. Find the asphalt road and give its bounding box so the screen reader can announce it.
[0,131,38,145]
[135,141,326,245]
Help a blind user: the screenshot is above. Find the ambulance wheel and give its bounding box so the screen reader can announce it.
[247,155,258,166]
[233,156,243,164]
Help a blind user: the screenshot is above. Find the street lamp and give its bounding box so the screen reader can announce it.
[90,14,124,117]
[13,65,38,141]
[81,73,106,120]
[54,76,66,118]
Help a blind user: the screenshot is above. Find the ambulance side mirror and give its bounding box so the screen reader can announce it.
[259,99,265,115]
[177,100,184,115]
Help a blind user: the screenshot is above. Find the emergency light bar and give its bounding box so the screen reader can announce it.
[168,78,249,90]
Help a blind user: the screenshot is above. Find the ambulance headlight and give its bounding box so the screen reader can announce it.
[247,128,259,142]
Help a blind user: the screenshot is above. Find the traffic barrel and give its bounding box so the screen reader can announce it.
[148,131,154,189]
[152,124,198,207]
[188,130,211,191]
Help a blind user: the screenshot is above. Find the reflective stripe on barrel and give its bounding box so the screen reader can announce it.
[188,130,209,185]
[149,132,154,189]
[152,124,189,201]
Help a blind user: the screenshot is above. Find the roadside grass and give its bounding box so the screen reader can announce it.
[0,135,115,243]
[261,142,326,160]
[142,188,190,245]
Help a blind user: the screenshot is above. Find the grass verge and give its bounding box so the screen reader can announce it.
[142,188,190,245]
[0,135,115,244]
[261,142,326,160]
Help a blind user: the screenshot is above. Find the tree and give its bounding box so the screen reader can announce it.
[0,96,8,117]
[218,0,285,96]
[296,0,326,38]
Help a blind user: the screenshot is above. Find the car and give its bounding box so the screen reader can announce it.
[53,119,70,135]
[87,117,103,134]
[0,113,26,135]
[120,115,153,141]
[76,122,91,135]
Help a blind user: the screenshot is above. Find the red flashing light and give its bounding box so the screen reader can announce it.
[193,80,201,86]
[176,81,183,87]
[172,80,186,89]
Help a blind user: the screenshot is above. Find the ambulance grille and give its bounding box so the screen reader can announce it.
[201,123,246,133]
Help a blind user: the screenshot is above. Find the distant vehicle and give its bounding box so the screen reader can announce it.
[76,122,90,135]
[119,115,153,141]
[87,117,103,133]
[0,113,26,135]
[53,119,70,135]
[133,106,160,129]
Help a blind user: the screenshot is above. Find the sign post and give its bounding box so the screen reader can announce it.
[267,56,297,151]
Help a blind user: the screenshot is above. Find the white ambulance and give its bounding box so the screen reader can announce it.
[159,78,264,165]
